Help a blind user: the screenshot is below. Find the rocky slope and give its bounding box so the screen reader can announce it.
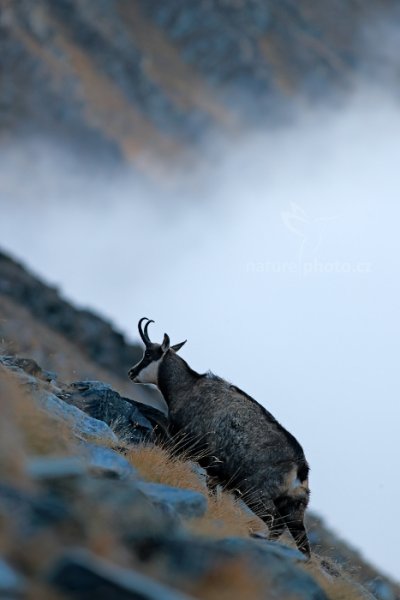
[1,0,399,175]
[0,250,164,410]
[0,248,399,599]
[0,352,393,600]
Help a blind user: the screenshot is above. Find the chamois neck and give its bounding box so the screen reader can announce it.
[158,351,200,405]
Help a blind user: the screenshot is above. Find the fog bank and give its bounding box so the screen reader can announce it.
[1,89,400,578]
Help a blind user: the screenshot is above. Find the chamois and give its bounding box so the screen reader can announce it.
[129,318,311,557]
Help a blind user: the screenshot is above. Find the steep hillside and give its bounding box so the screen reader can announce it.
[0,247,399,599]
[0,250,164,409]
[0,351,398,600]
[1,0,399,174]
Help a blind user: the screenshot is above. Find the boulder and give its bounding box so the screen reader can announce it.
[79,441,138,479]
[64,381,169,444]
[48,548,195,600]
[137,482,207,519]
[0,481,71,534]
[74,477,179,540]
[34,389,117,444]
[0,558,26,597]
[25,456,86,481]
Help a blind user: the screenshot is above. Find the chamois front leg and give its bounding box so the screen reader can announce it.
[275,496,311,558]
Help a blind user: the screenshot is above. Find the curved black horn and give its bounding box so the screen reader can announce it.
[138,317,154,346]
[144,319,154,343]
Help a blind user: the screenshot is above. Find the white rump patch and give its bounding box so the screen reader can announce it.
[286,467,309,497]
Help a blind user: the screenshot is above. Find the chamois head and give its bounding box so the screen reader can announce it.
[128,318,186,384]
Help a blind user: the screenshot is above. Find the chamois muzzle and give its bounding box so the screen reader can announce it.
[128,364,142,382]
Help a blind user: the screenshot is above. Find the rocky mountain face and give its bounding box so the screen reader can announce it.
[0,248,399,600]
[1,0,399,175]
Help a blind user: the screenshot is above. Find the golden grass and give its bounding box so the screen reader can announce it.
[304,557,370,600]
[0,356,376,600]
[188,558,264,600]
[127,444,372,599]
[126,443,264,538]
[0,368,29,483]
[126,444,206,492]
[0,366,76,462]
[191,489,263,539]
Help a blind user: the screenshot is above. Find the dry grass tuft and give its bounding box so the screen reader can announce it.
[126,444,206,492]
[0,368,30,483]
[304,557,370,600]
[189,558,264,600]
[191,488,263,539]
[0,367,76,463]
[126,443,264,538]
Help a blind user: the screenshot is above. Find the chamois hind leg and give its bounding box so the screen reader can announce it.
[267,509,286,541]
[247,494,285,540]
[275,496,311,558]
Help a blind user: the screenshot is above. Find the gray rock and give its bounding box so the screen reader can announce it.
[367,578,396,600]
[26,449,137,483]
[137,482,207,519]
[0,355,55,383]
[48,548,195,600]
[79,441,138,480]
[0,482,71,533]
[26,456,86,481]
[76,477,180,540]
[215,536,306,563]
[0,558,25,596]
[33,390,118,444]
[65,380,169,444]
[129,535,328,600]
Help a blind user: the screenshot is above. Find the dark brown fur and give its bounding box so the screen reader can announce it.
[129,327,311,556]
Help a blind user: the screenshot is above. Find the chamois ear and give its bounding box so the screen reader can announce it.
[161,333,170,352]
[171,340,187,353]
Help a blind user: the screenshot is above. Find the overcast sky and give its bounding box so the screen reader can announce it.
[1,89,399,579]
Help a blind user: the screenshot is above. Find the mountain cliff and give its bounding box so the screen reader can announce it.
[1,0,399,175]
